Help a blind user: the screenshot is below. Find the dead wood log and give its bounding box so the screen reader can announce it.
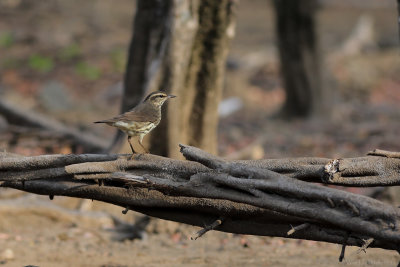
[1,146,400,252]
[0,99,108,153]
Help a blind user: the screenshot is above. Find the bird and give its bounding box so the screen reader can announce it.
[94,91,176,155]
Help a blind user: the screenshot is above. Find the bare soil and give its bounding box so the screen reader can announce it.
[0,194,399,267]
[1,0,400,266]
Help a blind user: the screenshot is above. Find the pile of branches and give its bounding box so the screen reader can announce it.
[1,146,400,257]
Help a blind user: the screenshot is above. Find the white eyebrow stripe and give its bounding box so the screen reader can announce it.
[150,93,166,98]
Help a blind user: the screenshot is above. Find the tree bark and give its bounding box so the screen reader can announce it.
[113,0,236,157]
[398,0,400,43]
[108,0,172,152]
[1,147,400,252]
[273,0,325,118]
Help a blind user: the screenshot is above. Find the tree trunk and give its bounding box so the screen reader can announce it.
[273,0,324,118]
[115,0,236,157]
[108,0,172,153]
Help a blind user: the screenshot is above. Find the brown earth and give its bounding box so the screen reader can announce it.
[1,0,400,266]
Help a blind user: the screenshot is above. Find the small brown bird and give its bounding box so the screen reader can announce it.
[95,91,176,154]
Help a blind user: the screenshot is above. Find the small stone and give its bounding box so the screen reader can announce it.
[38,80,72,112]
[1,248,14,260]
[251,145,264,160]
[218,97,243,118]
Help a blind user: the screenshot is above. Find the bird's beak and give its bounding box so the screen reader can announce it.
[167,95,176,98]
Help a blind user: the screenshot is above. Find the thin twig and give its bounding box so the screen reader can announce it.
[122,207,130,215]
[287,223,310,236]
[357,238,374,254]
[326,197,335,208]
[367,149,400,158]
[339,233,349,262]
[191,217,225,240]
[343,200,360,216]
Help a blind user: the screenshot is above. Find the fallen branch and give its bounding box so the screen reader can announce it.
[0,146,400,252]
[0,99,108,153]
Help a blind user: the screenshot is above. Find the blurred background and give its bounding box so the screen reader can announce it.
[0,0,400,266]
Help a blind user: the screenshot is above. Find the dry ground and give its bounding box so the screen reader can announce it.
[1,0,400,266]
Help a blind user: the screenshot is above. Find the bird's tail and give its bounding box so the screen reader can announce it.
[93,119,123,153]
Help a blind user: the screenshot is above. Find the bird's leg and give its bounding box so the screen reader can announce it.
[138,135,149,154]
[127,136,136,158]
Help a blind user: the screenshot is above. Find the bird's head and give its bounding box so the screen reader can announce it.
[143,91,176,108]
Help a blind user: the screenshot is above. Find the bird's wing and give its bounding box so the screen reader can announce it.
[96,109,158,124]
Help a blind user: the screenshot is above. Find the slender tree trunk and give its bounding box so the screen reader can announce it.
[114,0,236,157]
[273,0,324,118]
[109,0,172,152]
[182,1,236,156]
